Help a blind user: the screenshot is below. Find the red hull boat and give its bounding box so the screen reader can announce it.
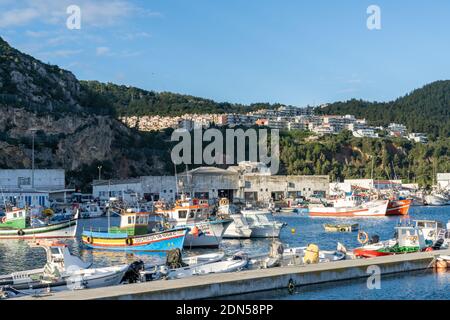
[353,248,394,258]
[386,199,411,216]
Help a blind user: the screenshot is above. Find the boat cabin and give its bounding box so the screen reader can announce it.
[109,209,152,236]
[0,208,27,229]
[241,208,276,226]
[413,220,443,242]
[395,226,426,249]
[156,197,210,225]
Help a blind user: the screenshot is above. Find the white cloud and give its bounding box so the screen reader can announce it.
[121,31,152,40]
[96,46,110,56]
[0,0,150,29]
[25,30,50,37]
[0,8,40,28]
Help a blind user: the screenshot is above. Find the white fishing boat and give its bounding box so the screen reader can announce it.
[158,251,248,280]
[79,203,105,219]
[0,241,129,298]
[309,194,389,217]
[425,192,449,206]
[155,196,232,248]
[240,206,286,238]
[281,246,347,263]
[139,249,232,281]
[217,199,252,239]
[247,241,346,268]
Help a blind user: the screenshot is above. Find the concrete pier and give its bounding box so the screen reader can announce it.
[16,249,449,300]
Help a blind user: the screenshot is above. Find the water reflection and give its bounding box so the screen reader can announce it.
[0,206,449,277]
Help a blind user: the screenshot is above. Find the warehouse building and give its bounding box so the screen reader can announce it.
[92,163,329,204]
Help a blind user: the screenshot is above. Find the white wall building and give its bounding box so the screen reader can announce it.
[0,169,65,191]
[92,178,143,202]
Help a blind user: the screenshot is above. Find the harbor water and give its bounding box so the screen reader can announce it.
[0,205,449,299]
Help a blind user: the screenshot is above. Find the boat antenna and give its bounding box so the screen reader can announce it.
[174,163,179,200]
[108,180,111,230]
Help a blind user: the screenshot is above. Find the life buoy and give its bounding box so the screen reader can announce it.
[357,231,369,244]
[86,237,94,244]
[126,237,134,246]
[191,226,200,237]
[219,198,229,206]
[17,229,25,236]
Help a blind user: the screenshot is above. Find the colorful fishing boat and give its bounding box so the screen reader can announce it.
[353,224,429,258]
[155,196,232,248]
[0,207,79,239]
[81,210,189,251]
[386,199,412,216]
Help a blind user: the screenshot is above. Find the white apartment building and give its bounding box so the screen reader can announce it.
[408,133,428,144]
[352,128,379,138]
[437,173,450,190]
[388,123,407,137]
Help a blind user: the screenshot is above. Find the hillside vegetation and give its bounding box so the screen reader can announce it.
[317,81,450,138]
[81,81,280,117]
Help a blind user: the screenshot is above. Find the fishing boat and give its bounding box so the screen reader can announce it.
[309,194,389,217]
[0,241,129,299]
[217,198,252,239]
[323,223,359,232]
[248,241,346,268]
[155,196,232,248]
[79,203,105,219]
[386,199,412,216]
[240,206,286,238]
[425,192,449,206]
[353,224,430,258]
[152,250,248,280]
[82,209,189,251]
[0,208,79,239]
[137,248,242,281]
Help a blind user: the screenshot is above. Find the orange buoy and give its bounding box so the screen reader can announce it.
[191,226,200,237]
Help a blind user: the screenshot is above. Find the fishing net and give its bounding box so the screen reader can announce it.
[166,249,187,269]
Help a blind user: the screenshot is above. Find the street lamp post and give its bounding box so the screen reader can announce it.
[29,128,38,189]
[98,165,103,181]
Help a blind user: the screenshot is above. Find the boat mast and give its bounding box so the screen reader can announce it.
[174,163,179,200]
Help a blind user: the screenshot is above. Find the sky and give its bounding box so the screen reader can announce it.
[1,0,450,106]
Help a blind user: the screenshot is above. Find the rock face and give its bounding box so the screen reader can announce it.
[0,37,170,189]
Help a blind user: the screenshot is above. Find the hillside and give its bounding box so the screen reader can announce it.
[279,130,450,186]
[80,81,280,117]
[317,81,450,138]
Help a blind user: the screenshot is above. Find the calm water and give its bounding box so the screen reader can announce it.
[0,206,449,299]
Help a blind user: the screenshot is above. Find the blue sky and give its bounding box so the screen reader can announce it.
[1,0,450,106]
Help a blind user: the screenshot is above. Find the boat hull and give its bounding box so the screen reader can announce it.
[81,228,188,251]
[0,219,78,239]
[223,215,252,239]
[353,248,394,258]
[249,223,284,238]
[182,220,232,248]
[309,200,389,217]
[386,199,412,216]
[425,195,448,206]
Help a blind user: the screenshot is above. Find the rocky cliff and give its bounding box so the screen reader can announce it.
[0,37,170,190]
